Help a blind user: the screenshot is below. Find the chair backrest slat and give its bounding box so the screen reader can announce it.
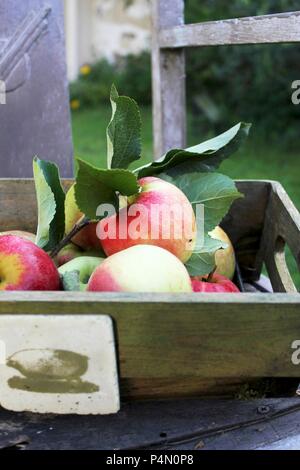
[160,11,300,48]
[152,2,300,159]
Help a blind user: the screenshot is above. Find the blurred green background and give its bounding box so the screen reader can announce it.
[70,0,300,288]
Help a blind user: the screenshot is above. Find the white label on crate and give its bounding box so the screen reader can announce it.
[0,315,120,415]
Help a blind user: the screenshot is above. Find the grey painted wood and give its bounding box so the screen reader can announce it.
[159,11,300,48]
[0,0,73,177]
[0,398,299,450]
[151,0,186,159]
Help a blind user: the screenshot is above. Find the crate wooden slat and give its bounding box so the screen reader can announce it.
[0,178,299,399]
[159,11,300,48]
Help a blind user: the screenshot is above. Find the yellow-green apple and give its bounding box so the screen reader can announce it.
[191,273,239,293]
[209,226,236,279]
[0,230,36,244]
[65,184,99,251]
[0,235,60,291]
[98,177,196,263]
[59,256,104,291]
[87,245,192,293]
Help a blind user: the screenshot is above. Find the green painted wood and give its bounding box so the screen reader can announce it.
[0,292,299,381]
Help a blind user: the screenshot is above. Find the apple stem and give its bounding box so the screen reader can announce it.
[50,216,90,259]
[207,266,217,283]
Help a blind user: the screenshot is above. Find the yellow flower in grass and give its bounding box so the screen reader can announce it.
[80,64,91,76]
[70,99,80,110]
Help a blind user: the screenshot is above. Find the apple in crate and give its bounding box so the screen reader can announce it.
[55,243,83,267]
[65,184,99,251]
[98,177,196,263]
[209,226,236,280]
[87,245,192,293]
[191,273,240,293]
[0,235,60,291]
[59,256,104,291]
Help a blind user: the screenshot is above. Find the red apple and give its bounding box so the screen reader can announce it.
[87,245,192,293]
[0,235,60,291]
[191,273,240,293]
[98,177,196,263]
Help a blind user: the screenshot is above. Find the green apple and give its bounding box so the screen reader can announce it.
[58,256,104,291]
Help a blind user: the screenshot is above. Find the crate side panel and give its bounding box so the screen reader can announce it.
[0,294,299,380]
[222,180,271,280]
[0,179,73,232]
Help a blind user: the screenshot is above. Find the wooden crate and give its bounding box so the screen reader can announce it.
[0,178,299,400]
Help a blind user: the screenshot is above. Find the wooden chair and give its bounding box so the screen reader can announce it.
[151,1,300,158]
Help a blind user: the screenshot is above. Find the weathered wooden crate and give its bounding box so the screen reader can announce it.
[0,178,299,401]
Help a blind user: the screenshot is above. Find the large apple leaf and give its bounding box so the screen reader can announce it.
[160,171,242,276]
[33,157,65,250]
[136,122,251,178]
[107,84,142,170]
[162,171,243,233]
[75,158,140,220]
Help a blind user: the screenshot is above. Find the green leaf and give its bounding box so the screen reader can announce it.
[136,122,251,178]
[60,270,81,291]
[185,234,227,277]
[33,157,65,250]
[162,172,243,233]
[163,171,242,277]
[75,158,140,220]
[107,84,142,170]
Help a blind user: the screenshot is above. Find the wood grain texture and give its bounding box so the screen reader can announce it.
[0,178,73,234]
[120,377,257,400]
[0,292,300,385]
[0,0,74,177]
[222,180,271,281]
[151,0,186,159]
[159,11,300,48]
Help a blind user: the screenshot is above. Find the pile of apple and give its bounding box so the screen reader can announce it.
[0,86,251,294]
[0,176,237,293]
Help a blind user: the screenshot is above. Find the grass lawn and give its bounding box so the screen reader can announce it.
[72,105,300,288]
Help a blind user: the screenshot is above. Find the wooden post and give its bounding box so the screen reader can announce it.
[151,0,186,159]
